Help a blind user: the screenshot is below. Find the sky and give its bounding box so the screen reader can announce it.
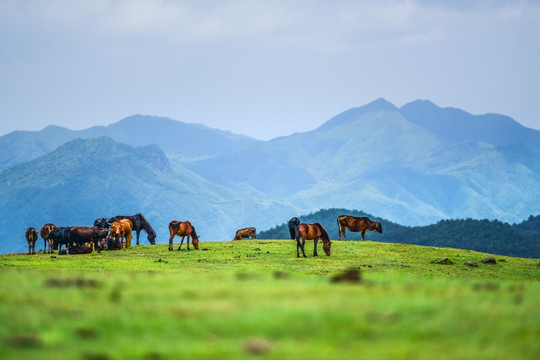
[1,0,539,140]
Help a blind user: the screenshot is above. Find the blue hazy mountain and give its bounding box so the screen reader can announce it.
[181,98,540,225]
[1,98,539,251]
[400,99,540,155]
[0,115,261,171]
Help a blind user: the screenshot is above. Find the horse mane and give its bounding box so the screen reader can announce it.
[191,224,199,239]
[314,222,330,241]
[136,213,156,236]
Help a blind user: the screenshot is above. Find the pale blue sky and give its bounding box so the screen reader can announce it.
[1,0,539,140]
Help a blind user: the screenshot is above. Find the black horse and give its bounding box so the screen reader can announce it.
[288,217,300,240]
[48,227,73,252]
[108,213,156,245]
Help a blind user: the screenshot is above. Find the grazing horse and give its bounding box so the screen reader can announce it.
[109,219,133,248]
[337,215,382,241]
[40,223,56,253]
[168,221,199,251]
[288,217,300,239]
[25,227,38,254]
[234,227,256,240]
[108,214,156,245]
[295,223,331,258]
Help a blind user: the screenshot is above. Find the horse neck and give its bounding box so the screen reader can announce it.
[317,225,330,243]
[191,226,199,239]
[142,219,155,235]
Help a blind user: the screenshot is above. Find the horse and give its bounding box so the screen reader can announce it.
[288,217,300,239]
[168,221,199,251]
[108,214,156,245]
[69,226,109,251]
[109,219,133,248]
[295,223,331,258]
[40,223,57,253]
[48,227,73,253]
[234,227,256,240]
[25,227,38,254]
[337,215,382,241]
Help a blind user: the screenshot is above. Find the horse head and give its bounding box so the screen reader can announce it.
[376,221,383,234]
[192,235,200,250]
[323,241,331,256]
[94,218,110,229]
[147,231,156,245]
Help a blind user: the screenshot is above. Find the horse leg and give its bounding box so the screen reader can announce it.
[168,235,174,251]
[178,236,185,251]
[361,230,365,241]
[32,241,36,254]
[136,230,140,246]
[187,235,191,251]
[313,238,318,257]
[296,235,306,258]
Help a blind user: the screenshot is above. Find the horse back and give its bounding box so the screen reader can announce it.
[169,220,190,237]
[297,223,319,240]
[338,215,374,231]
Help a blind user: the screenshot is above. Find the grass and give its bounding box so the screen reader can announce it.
[0,239,539,359]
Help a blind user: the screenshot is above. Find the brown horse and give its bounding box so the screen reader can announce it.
[25,227,38,254]
[234,227,256,240]
[295,223,331,258]
[109,219,133,248]
[40,223,57,253]
[337,215,382,241]
[168,221,199,251]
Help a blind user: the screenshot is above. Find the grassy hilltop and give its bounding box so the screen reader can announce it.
[0,240,539,359]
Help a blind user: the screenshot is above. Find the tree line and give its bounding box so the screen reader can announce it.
[258,208,540,259]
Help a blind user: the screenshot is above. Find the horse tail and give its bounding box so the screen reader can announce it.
[337,216,347,239]
[168,221,180,234]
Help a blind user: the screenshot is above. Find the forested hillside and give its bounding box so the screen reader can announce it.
[258,208,540,258]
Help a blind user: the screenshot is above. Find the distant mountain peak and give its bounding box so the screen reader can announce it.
[317,98,398,131]
[363,98,398,112]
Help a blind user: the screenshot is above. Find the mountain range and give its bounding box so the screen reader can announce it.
[1,98,539,254]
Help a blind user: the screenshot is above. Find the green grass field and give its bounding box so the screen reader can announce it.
[1,240,539,359]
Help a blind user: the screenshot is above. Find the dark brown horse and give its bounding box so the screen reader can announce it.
[234,227,256,240]
[168,221,199,251]
[337,215,382,241]
[295,223,331,258]
[40,223,57,253]
[25,227,38,254]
